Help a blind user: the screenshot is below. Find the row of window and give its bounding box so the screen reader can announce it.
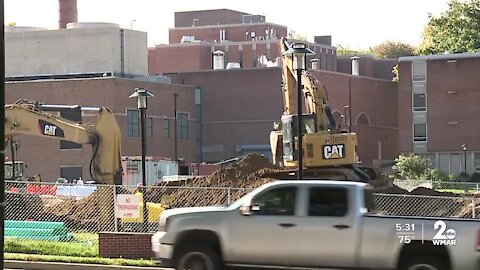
[126,109,189,139]
[249,186,374,217]
[412,61,427,143]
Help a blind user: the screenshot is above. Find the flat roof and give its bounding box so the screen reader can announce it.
[399,52,480,62]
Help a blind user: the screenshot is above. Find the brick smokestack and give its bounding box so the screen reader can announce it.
[59,0,78,29]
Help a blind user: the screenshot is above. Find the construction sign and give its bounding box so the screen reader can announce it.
[115,194,140,218]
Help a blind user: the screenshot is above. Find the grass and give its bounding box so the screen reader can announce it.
[5,253,157,267]
[5,232,157,267]
[437,189,478,194]
[5,233,98,257]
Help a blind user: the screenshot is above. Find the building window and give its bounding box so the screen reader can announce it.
[60,166,82,181]
[414,123,427,142]
[413,93,426,112]
[177,113,189,139]
[412,61,426,81]
[127,109,139,137]
[147,117,153,137]
[164,119,170,138]
[60,110,82,149]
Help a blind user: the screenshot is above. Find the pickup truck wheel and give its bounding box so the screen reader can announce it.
[400,256,447,270]
[175,245,222,270]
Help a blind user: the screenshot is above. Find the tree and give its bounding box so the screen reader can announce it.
[335,44,369,56]
[369,41,416,58]
[418,0,480,55]
[392,154,429,180]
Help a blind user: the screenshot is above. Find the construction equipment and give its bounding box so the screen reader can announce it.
[267,38,387,186]
[4,99,122,185]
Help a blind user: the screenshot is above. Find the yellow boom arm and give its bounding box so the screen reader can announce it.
[5,99,122,185]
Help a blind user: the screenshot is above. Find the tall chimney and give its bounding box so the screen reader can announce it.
[59,0,78,29]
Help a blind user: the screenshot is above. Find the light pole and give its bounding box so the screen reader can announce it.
[462,144,468,173]
[174,93,178,161]
[283,42,314,180]
[129,87,154,232]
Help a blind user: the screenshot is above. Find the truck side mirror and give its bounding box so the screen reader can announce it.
[239,199,260,216]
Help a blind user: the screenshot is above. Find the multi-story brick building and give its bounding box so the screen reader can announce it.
[148,9,338,74]
[166,66,399,165]
[398,53,480,174]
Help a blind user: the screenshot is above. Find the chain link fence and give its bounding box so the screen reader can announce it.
[4,180,479,249]
[393,179,480,193]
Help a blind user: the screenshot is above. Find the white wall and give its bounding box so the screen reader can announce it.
[6,26,148,77]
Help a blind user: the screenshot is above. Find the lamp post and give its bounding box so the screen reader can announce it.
[129,87,154,232]
[174,93,178,161]
[462,144,468,173]
[283,42,314,180]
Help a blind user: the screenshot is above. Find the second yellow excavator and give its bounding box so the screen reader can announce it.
[4,99,122,185]
[266,38,387,186]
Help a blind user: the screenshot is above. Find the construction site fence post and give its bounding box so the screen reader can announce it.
[113,186,118,232]
[473,198,476,219]
[227,187,231,205]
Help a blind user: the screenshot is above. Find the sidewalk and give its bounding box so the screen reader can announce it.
[5,260,169,270]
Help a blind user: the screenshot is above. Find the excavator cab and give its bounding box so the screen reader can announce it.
[281,113,317,164]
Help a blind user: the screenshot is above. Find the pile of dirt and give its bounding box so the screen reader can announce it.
[43,191,101,230]
[151,154,279,208]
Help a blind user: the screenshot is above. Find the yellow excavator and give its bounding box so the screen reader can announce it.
[266,38,387,186]
[4,99,122,185]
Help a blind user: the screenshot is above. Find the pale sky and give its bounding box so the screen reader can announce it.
[5,0,451,49]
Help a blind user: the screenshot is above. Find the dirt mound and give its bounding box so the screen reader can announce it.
[409,187,459,197]
[376,185,409,195]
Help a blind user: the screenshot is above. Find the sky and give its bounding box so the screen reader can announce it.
[5,0,452,49]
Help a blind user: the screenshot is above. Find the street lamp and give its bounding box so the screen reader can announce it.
[462,144,468,173]
[129,87,154,232]
[283,42,314,180]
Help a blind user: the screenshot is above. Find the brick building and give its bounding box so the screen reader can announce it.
[6,77,197,181]
[148,9,338,74]
[166,67,399,165]
[398,53,480,174]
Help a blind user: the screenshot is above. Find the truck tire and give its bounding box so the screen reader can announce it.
[399,256,448,270]
[175,245,223,270]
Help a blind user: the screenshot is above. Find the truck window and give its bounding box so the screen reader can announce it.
[308,187,348,217]
[252,186,297,216]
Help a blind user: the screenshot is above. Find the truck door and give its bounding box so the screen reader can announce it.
[226,185,301,266]
[294,186,357,268]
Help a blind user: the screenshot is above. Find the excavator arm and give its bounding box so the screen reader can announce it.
[5,99,122,185]
[280,37,337,132]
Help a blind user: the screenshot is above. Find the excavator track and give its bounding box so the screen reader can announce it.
[258,165,392,189]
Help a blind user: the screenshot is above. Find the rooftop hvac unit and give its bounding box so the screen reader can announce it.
[243,15,266,24]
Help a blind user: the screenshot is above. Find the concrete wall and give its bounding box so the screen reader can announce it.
[5,77,196,182]
[6,26,148,77]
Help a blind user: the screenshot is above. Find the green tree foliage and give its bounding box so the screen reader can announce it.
[392,154,429,180]
[335,44,369,56]
[418,0,480,55]
[370,41,416,58]
[392,154,453,181]
[392,64,399,82]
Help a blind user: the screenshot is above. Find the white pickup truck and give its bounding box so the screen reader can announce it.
[152,180,480,270]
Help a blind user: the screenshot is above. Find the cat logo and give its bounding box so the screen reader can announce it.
[323,144,345,160]
[39,120,65,138]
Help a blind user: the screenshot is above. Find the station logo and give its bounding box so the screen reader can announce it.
[322,144,345,160]
[433,220,456,246]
